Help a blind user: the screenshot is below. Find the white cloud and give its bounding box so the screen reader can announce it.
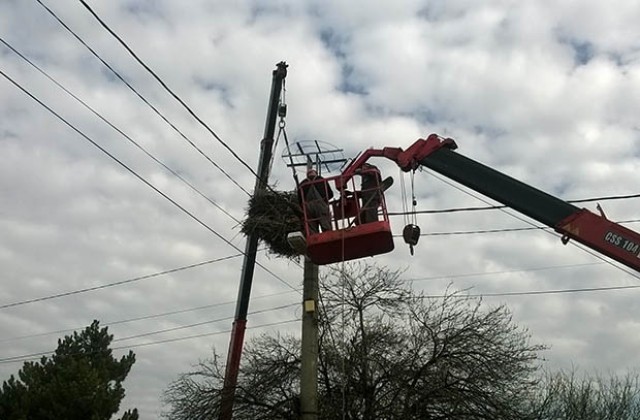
[2,0,640,417]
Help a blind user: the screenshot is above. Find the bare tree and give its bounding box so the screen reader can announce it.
[162,262,545,419]
[316,263,544,419]
[531,369,640,420]
[163,337,300,420]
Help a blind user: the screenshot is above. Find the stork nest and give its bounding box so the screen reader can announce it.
[241,189,302,259]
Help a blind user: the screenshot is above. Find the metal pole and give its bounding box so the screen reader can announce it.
[219,61,288,420]
[300,256,319,420]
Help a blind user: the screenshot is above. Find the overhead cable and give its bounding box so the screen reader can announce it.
[0,254,245,311]
[0,69,297,292]
[0,287,298,343]
[406,261,604,282]
[0,318,298,364]
[388,193,640,216]
[422,284,640,299]
[391,219,640,237]
[77,0,261,179]
[426,170,640,281]
[33,0,250,195]
[0,36,241,225]
[113,303,297,343]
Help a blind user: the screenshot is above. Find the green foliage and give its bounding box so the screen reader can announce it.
[0,320,137,420]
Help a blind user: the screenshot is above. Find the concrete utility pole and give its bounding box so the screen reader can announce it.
[219,61,288,420]
[300,256,319,420]
[285,148,345,420]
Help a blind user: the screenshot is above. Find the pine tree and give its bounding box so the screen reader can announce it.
[0,320,137,420]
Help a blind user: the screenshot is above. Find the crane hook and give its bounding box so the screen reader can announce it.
[402,224,421,256]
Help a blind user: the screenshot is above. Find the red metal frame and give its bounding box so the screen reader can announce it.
[303,130,640,270]
[219,319,246,418]
[335,134,457,190]
[297,136,458,265]
[337,133,640,273]
[306,221,394,265]
[299,169,394,265]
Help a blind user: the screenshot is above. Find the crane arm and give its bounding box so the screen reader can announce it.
[371,134,640,272]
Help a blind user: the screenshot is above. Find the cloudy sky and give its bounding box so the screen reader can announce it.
[2,0,640,417]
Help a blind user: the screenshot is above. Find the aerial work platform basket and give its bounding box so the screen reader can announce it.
[294,166,394,265]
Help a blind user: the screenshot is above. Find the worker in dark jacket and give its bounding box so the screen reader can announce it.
[358,163,382,223]
[299,168,334,233]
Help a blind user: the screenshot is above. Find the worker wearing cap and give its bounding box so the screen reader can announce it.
[299,168,334,233]
[357,163,382,223]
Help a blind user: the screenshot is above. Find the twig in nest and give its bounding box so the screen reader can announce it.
[241,189,302,259]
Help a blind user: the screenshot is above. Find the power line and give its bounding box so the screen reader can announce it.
[9,259,623,343]
[0,254,244,311]
[112,318,298,351]
[73,0,303,235]
[387,193,640,216]
[0,318,298,365]
[425,170,640,281]
[81,0,640,247]
[30,0,301,270]
[0,288,299,343]
[406,262,603,282]
[5,275,639,362]
[422,283,640,299]
[570,194,640,203]
[4,274,638,365]
[0,69,297,292]
[77,0,260,180]
[0,304,297,362]
[29,0,639,217]
[60,0,305,249]
[0,37,241,225]
[3,54,635,299]
[392,219,640,237]
[0,46,296,317]
[113,303,297,343]
[33,0,251,196]
[406,259,640,297]
[394,226,545,238]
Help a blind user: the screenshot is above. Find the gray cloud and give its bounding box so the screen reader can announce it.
[2,0,640,417]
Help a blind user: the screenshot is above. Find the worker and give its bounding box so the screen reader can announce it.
[299,168,334,234]
[357,163,382,223]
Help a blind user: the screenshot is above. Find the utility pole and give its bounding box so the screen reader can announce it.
[300,255,319,420]
[219,61,288,420]
[284,145,345,420]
